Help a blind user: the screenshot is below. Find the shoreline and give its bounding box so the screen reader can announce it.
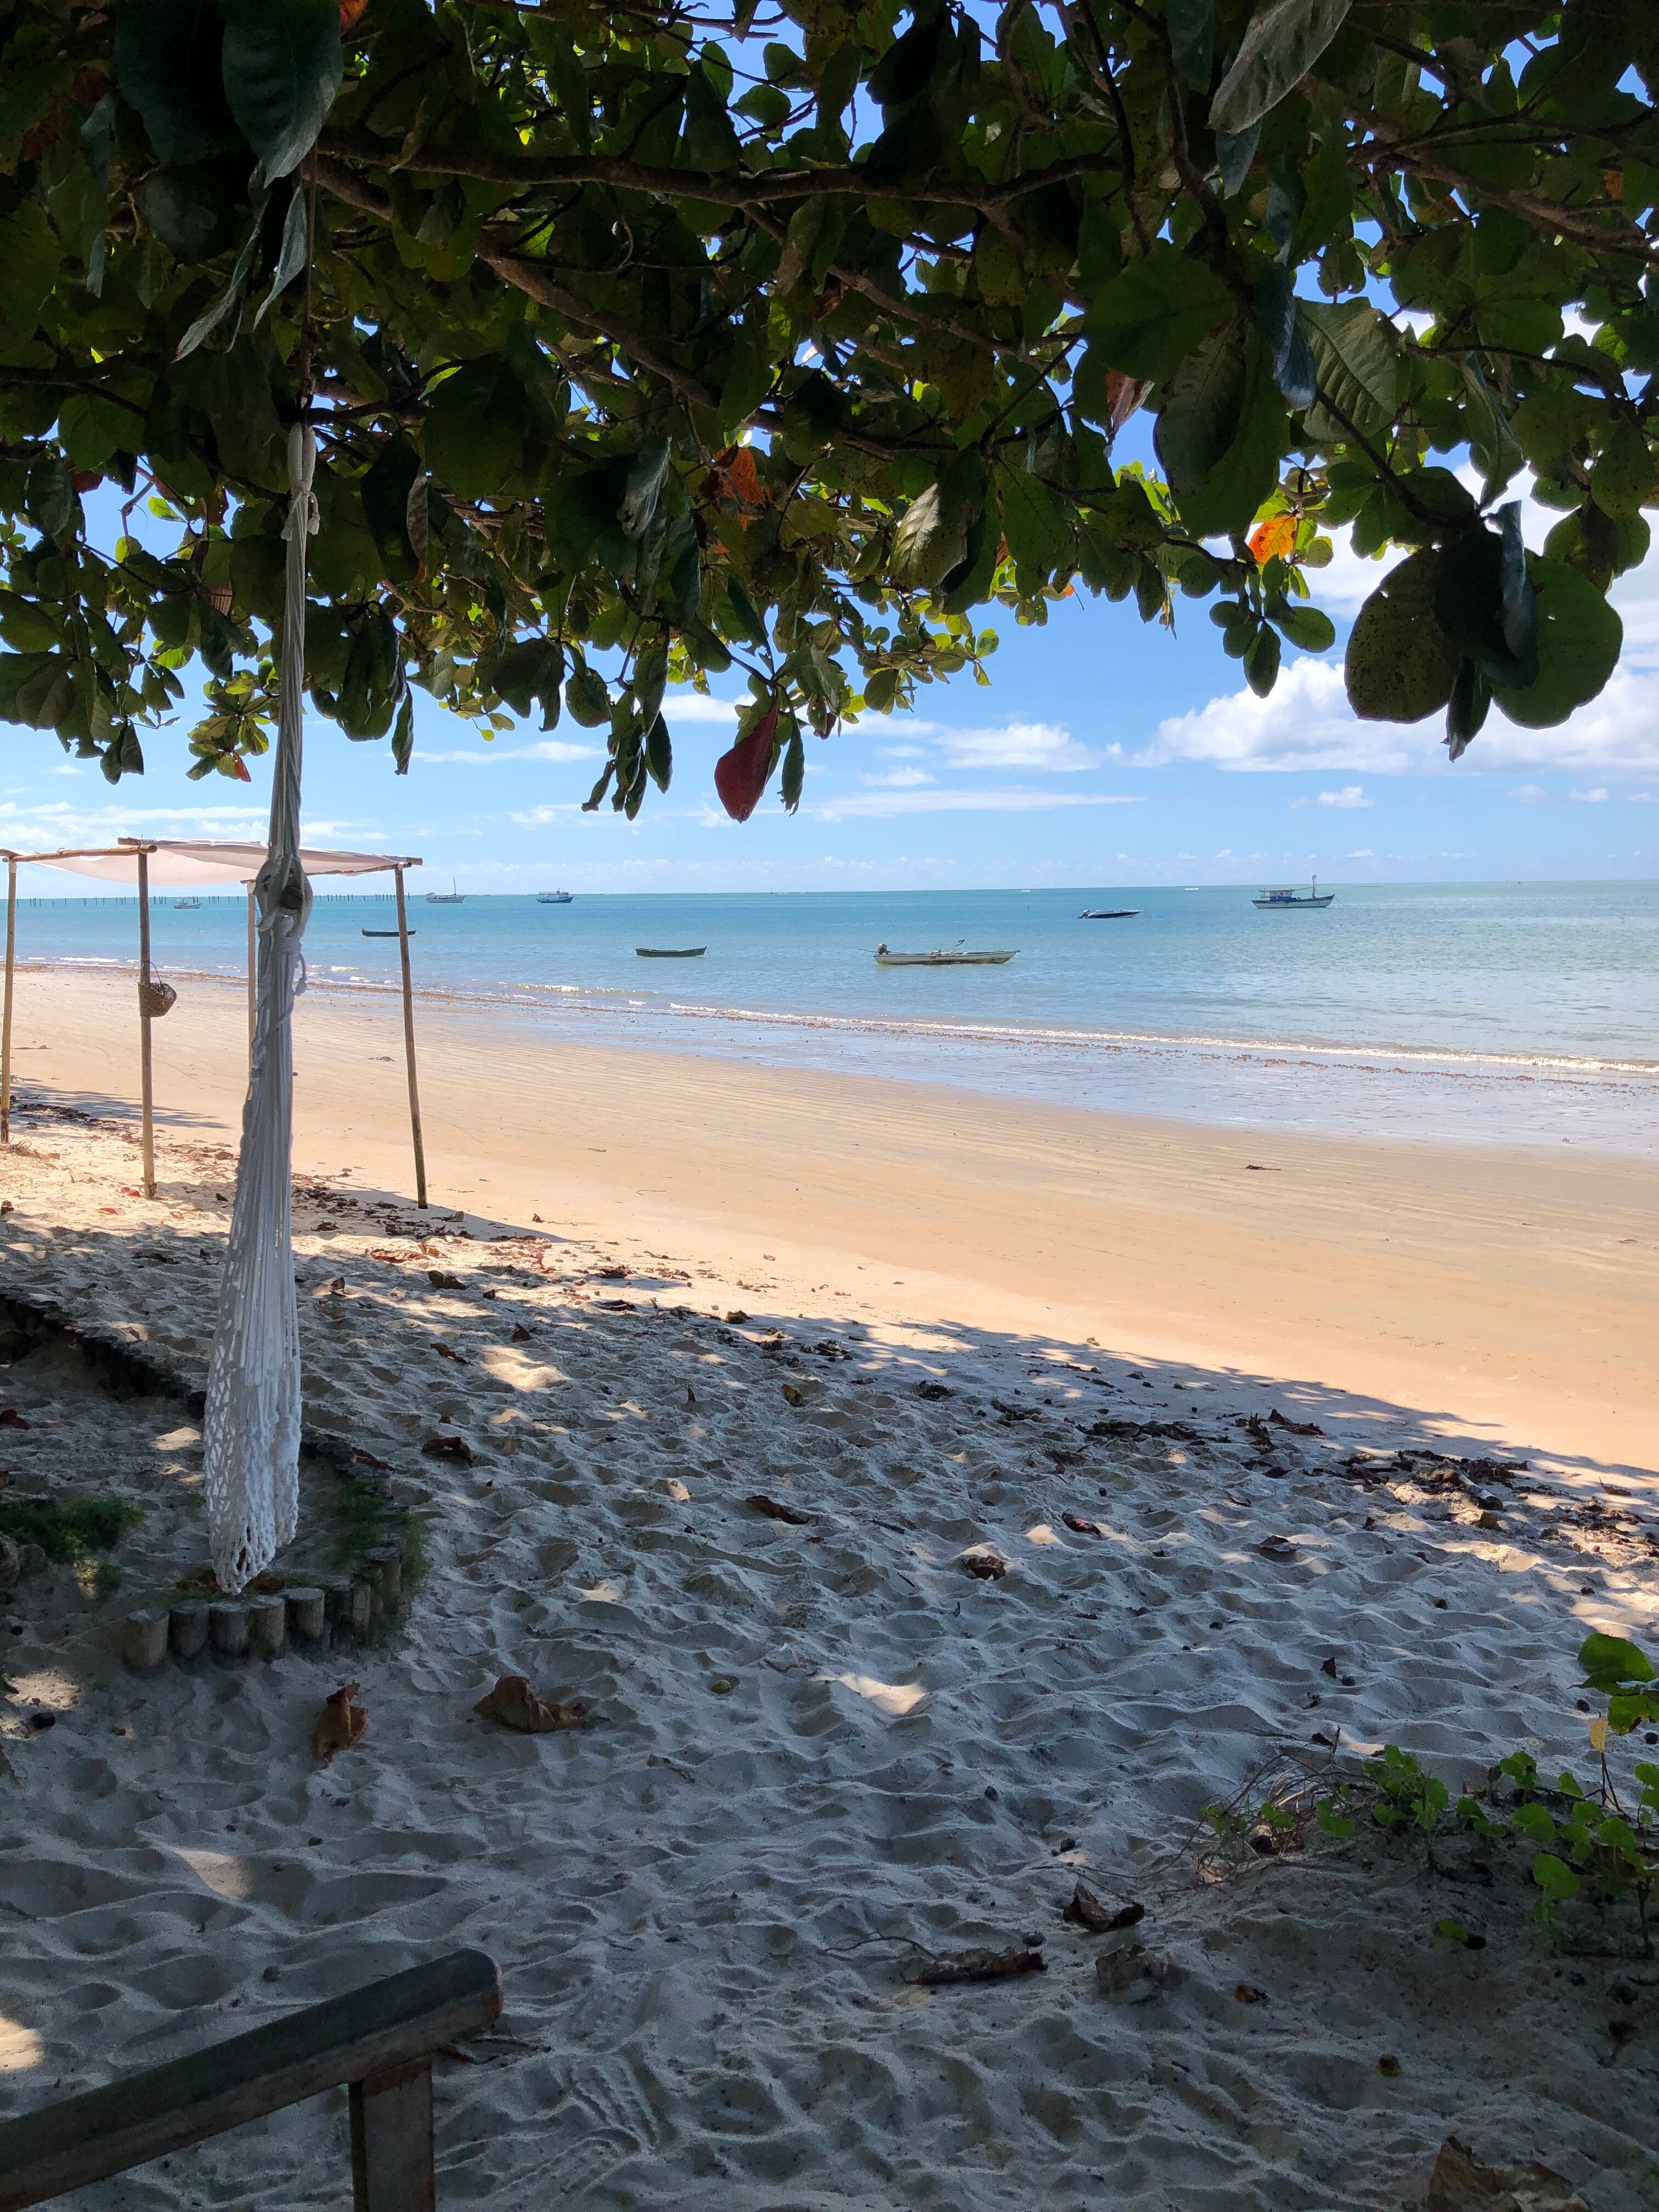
[5,963,1656,1474]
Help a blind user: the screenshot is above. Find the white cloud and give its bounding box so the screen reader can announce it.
[859,767,935,789]
[935,720,1100,772]
[1509,783,1549,803]
[1570,786,1609,803]
[663,692,744,724]
[1317,785,1372,809]
[879,743,927,759]
[1348,847,1374,857]
[1131,654,1659,777]
[811,786,1140,821]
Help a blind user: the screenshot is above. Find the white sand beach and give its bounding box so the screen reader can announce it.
[1,964,1656,2209]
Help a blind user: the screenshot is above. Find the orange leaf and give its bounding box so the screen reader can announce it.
[724,445,764,510]
[340,0,372,28]
[1248,514,1297,565]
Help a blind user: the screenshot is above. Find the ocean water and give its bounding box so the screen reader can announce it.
[12,882,1658,1155]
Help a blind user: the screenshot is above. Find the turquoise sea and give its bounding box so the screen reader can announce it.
[11,881,1658,1155]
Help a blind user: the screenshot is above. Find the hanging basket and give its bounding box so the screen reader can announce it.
[139,973,177,1019]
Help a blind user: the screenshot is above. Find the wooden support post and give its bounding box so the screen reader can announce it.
[137,848,155,1198]
[351,2055,435,2212]
[246,882,257,1065]
[1,854,15,1146]
[394,867,427,1208]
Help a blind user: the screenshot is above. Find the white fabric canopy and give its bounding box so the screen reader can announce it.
[13,839,420,888]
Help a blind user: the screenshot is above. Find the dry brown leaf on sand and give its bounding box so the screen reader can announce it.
[748,1493,810,1525]
[961,1548,1009,1582]
[314,1683,366,1758]
[905,1945,1045,1987]
[1063,1880,1144,1933]
[1426,2136,1590,2211]
[473,1674,592,1735]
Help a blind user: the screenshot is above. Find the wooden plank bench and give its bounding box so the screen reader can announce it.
[0,1948,500,2212]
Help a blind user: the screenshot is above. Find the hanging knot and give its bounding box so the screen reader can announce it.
[283,422,319,543]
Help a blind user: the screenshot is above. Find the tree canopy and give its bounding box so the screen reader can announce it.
[1,0,1655,819]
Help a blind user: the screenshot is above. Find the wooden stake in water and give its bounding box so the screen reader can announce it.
[393,866,427,1208]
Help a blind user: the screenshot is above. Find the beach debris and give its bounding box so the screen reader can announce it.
[473,1674,592,1734]
[1062,1514,1104,1537]
[595,1264,628,1280]
[905,1945,1045,1987]
[814,1339,852,1361]
[781,1383,805,1407]
[431,1341,468,1363]
[314,1683,367,1758]
[0,1409,30,1429]
[1095,1943,1171,2003]
[596,1299,636,1312]
[685,1385,696,1407]
[422,1432,475,1465]
[0,1534,18,1592]
[748,1493,810,1525]
[427,1268,465,1289]
[916,1380,952,1401]
[1234,1983,1269,2004]
[1242,1415,1276,1451]
[1063,1881,1144,1933]
[511,1322,533,1343]
[710,1675,736,1695]
[961,1548,1009,1582]
[1269,1408,1324,1436]
[725,1309,749,1324]
[1378,2053,1402,2075]
[353,1447,393,1471]
[991,1398,1041,1423]
[1425,2137,1588,2211]
[1257,1534,1300,1561]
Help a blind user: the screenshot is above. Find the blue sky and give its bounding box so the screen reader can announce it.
[4,475,1655,896]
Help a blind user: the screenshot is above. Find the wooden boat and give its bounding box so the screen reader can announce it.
[1080,908,1139,919]
[1252,877,1334,910]
[361,929,411,938]
[874,943,1017,967]
[636,946,706,957]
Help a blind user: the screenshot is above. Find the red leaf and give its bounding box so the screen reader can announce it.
[339,0,372,28]
[229,757,252,782]
[713,703,778,822]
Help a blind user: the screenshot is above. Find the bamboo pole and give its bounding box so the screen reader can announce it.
[246,883,257,1068]
[1,856,16,1146]
[137,849,155,1198]
[393,866,427,1208]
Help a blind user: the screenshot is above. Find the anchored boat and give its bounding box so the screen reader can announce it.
[1252,878,1334,910]
[1080,907,1139,919]
[636,946,706,958]
[538,890,573,904]
[874,943,1017,967]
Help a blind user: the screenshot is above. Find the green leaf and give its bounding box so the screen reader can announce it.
[1257,264,1316,409]
[254,178,309,325]
[392,691,413,775]
[997,465,1066,580]
[1245,621,1280,696]
[424,362,524,499]
[1513,1802,1556,1843]
[1460,357,1523,502]
[1345,549,1458,723]
[892,479,967,589]
[1444,660,1491,761]
[1531,1852,1579,1903]
[1270,600,1335,651]
[1589,419,1657,520]
[1434,511,1537,691]
[114,0,242,166]
[1209,0,1352,137]
[1301,301,1404,443]
[780,725,804,811]
[565,662,611,727]
[681,60,741,170]
[1489,557,1621,730]
[1082,246,1233,383]
[642,712,672,792]
[618,437,671,540]
[1578,1633,1656,1692]
[217,0,343,185]
[1167,0,1214,89]
[1155,321,1285,539]
[0,201,63,342]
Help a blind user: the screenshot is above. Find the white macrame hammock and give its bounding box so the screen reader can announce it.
[202,423,317,1590]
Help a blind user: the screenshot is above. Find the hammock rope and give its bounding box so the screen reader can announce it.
[202,421,317,1591]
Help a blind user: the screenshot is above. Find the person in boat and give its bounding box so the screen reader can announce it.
[877,942,888,955]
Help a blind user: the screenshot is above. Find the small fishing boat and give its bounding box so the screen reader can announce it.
[426,879,464,904]
[1252,877,1334,910]
[362,929,411,938]
[1080,907,1139,919]
[538,890,573,904]
[874,943,1017,967]
[636,946,706,958]
[173,898,201,910]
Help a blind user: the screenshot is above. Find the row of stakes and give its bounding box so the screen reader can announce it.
[120,1543,407,1671]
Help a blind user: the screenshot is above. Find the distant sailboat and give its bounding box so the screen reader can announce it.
[426,879,464,905]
